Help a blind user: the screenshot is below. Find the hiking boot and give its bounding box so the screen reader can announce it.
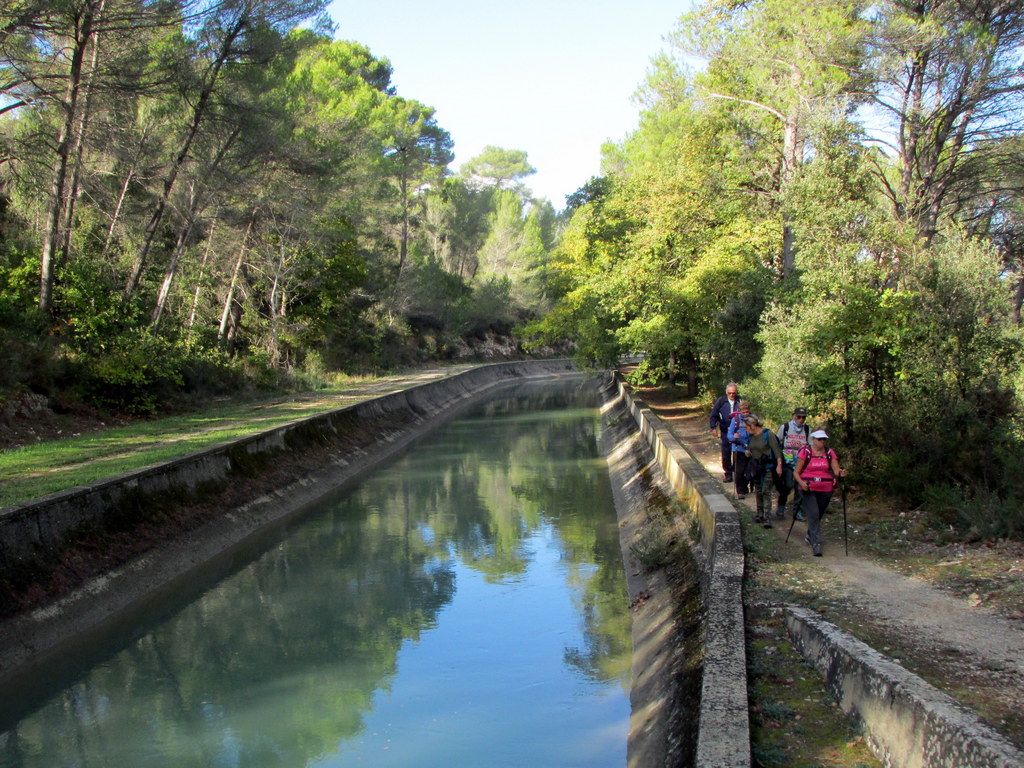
[804,534,811,546]
[775,505,786,519]
[724,473,733,483]
[762,518,773,529]
[737,493,746,500]
[794,510,806,522]
[812,543,822,557]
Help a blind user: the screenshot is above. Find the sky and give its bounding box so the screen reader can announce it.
[325,0,692,208]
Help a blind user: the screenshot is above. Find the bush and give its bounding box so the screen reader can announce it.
[72,329,186,414]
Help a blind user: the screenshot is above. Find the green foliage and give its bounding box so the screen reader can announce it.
[73,329,185,415]
[460,146,536,191]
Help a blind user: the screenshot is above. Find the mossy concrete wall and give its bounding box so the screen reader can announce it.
[786,606,1024,768]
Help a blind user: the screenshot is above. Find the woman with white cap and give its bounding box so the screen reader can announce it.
[794,428,847,556]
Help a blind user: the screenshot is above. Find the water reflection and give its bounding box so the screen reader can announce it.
[0,379,630,767]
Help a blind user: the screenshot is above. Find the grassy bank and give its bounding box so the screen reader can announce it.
[0,367,472,508]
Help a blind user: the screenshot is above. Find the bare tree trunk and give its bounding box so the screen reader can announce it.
[58,0,105,269]
[152,203,198,327]
[187,214,217,331]
[218,214,254,341]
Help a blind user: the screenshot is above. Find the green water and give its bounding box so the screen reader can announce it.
[0,379,631,767]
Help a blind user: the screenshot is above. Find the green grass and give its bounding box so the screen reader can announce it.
[0,368,468,508]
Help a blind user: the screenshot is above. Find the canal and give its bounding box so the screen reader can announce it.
[0,378,632,767]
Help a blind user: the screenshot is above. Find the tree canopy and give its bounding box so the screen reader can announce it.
[530,0,1024,535]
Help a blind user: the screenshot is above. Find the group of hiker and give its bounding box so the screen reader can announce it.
[708,383,846,557]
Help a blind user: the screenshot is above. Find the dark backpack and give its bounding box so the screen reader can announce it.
[744,431,774,481]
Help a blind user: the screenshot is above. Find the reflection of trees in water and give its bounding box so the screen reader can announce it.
[393,380,630,687]
[6,490,458,768]
[2,380,628,766]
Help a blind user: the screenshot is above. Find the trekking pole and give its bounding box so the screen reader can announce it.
[785,502,798,543]
[841,477,848,556]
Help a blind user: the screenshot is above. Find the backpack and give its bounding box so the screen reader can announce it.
[744,431,776,481]
[781,422,810,466]
[797,446,838,491]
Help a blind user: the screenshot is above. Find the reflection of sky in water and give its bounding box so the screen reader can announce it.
[0,380,630,768]
[323,524,626,768]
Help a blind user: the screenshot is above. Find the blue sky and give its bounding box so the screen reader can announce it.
[325,0,691,208]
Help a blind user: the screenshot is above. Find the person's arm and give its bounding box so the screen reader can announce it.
[771,433,783,474]
[830,450,847,479]
[709,398,721,435]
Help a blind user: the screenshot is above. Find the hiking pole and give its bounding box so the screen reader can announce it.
[785,502,798,543]
[841,477,848,556]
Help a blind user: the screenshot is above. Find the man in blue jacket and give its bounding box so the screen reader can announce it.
[709,382,740,482]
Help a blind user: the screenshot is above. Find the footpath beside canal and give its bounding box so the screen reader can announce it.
[619,379,1024,768]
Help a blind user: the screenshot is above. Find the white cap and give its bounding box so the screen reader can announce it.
[810,429,829,439]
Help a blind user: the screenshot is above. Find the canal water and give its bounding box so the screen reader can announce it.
[0,378,632,767]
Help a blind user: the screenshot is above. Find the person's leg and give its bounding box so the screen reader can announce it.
[806,491,833,556]
[793,482,805,521]
[802,491,821,554]
[733,452,749,497]
[756,473,772,526]
[776,467,790,518]
[720,435,733,481]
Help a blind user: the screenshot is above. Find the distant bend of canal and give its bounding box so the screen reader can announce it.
[0,376,633,768]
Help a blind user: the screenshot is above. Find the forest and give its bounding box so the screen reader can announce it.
[2,0,1024,535]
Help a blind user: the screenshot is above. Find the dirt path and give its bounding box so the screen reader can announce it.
[637,390,1024,746]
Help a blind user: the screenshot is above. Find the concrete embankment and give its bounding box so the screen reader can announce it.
[0,359,577,683]
[611,377,750,768]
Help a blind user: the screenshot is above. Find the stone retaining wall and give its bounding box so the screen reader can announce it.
[786,606,1024,768]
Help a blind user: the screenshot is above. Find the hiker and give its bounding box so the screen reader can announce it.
[726,399,752,498]
[777,407,810,521]
[794,429,847,557]
[743,415,784,527]
[709,382,741,482]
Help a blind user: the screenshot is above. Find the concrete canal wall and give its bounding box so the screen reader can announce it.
[0,360,575,589]
[0,360,578,681]
[611,376,750,768]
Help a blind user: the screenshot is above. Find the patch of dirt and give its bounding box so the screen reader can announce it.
[633,385,1024,755]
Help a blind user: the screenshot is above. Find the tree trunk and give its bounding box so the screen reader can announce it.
[58,0,105,269]
[151,208,198,327]
[39,4,95,315]
[218,214,254,342]
[187,215,217,331]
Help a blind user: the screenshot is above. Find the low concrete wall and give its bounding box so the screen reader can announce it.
[785,607,1024,768]
[613,377,751,768]
[615,375,1024,768]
